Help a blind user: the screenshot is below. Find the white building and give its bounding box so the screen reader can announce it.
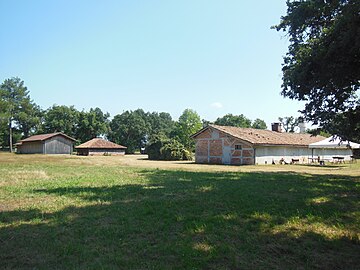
[309,137,360,162]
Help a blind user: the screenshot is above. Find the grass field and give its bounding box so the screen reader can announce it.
[1,153,359,269]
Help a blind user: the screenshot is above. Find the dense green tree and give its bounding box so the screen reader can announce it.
[214,113,252,128]
[0,77,38,151]
[278,116,299,133]
[172,109,202,150]
[252,119,267,130]
[0,96,9,148]
[108,109,149,153]
[16,102,43,138]
[0,126,6,148]
[274,0,360,141]
[76,108,110,143]
[147,112,174,138]
[43,105,79,138]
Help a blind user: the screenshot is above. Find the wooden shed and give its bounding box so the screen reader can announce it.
[75,138,127,156]
[191,124,326,165]
[16,133,76,154]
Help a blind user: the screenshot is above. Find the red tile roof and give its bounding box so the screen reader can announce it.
[192,125,326,147]
[20,132,76,143]
[75,138,127,149]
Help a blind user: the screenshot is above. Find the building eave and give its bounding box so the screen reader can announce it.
[254,143,310,148]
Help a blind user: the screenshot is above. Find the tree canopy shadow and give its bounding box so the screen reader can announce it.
[1,169,359,269]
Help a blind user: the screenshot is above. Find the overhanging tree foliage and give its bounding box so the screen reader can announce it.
[274,0,360,141]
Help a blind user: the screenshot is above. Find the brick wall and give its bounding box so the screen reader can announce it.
[209,140,222,156]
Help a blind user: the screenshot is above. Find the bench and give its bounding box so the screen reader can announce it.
[333,156,345,164]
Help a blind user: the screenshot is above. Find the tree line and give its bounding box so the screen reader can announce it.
[0,77,268,154]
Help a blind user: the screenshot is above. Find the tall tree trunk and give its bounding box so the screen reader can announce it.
[23,126,29,139]
[9,119,12,153]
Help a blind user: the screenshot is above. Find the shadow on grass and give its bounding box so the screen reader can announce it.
[1,170,359,269]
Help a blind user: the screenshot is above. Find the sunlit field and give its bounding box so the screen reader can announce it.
[1,153,359,269]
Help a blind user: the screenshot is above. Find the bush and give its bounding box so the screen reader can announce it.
[146,134,167,160]
[160,140,192,161]
[146,136,192,161]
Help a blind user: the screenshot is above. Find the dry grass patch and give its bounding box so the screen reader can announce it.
[193,242,214,253]
[272,218,360,241]
[0,169,49,186]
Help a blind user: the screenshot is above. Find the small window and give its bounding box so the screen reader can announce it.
[235,145,242,150]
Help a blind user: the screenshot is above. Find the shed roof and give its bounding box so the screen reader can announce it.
[75,138,127,149]
[192,125,325,147]
[19,132,76,143]
[309,137,360,149]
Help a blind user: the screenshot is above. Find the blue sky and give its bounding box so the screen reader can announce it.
[0,0,305,128]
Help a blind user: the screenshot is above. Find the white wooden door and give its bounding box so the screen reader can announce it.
[223,146,231,165]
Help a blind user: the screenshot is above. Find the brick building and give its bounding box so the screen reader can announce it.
[191,124,326,165]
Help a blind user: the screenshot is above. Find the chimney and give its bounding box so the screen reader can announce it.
[298,117,306,133]
[271,122,282,132]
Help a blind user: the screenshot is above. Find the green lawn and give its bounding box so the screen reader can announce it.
[0,154,359,269]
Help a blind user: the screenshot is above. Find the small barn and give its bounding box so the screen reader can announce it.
[16,133,76,154]
[191,124,327,165]
[75,138,127,156]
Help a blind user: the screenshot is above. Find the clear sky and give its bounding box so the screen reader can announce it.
[0,0,306,128]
